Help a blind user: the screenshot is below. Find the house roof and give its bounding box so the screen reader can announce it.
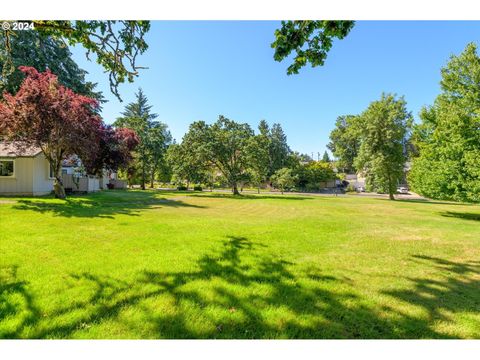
[0,141,43,158]
[62,155,81,167]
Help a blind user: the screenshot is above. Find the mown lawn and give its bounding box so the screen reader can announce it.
[0,190,479,339]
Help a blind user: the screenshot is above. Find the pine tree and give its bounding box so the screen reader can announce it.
[114,88,170,190]
[322,151,331,162]
[0,31,103,103]
[270,123,291,175]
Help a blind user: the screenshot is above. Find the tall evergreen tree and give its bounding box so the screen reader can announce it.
[0,31,103,104]
[269,123,291,175]
[322,151,331,162]
[246,123,271,193]
[114,88,170,190]
[258,119,270,136]
[250,120,291,179]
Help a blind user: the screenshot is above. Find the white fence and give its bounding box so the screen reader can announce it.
[62,174,100,193]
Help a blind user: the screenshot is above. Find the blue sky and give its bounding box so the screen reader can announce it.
[71,21,480,157]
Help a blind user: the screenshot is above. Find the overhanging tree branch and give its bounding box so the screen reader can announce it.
[1,20,150,102]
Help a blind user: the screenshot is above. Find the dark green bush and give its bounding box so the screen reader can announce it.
[177,185,188,191]
[193,185,203,191]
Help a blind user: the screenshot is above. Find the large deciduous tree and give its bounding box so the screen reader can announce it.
[409,43,480,202]
[269,123,291,175]
[181,116,254,195]
[207,116,254,195]
[146,122,172,188]
[0,66,102,199]
[354,94,413,200]
[246,129,271,193]
[166,142,209,189]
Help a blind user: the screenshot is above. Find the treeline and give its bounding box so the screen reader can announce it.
[98,42,480,202]
[116,91,337,194]
[166,116,336,194]
[328,43,480,202]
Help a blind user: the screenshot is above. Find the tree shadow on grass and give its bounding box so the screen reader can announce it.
[186,193,313,201]
[381,255,480,338]
[0,266,40,338]
[440,211,480,222]
[388,198,473,206]
[2,240,478,339]
[11,191,206,219]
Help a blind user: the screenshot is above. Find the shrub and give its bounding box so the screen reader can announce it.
[193,185,203,191]
[305,183,320,192]
[106,183,114,190]
[177,185,188,191]
[345,184,356,193]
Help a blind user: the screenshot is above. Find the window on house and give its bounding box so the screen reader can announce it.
[0,159,14,177]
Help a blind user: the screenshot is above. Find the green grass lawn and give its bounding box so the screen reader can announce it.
[1,190,479,339]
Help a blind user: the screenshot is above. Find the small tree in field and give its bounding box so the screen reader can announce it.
[0,66,103,199]
[271,167,297,194]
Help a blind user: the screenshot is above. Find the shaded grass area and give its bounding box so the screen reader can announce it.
[1,190,479,338]
[441,211,480,222]
[12,190,204,218]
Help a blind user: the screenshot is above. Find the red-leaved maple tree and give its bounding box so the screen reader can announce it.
[0,66,104,199]
[82,125,139,176]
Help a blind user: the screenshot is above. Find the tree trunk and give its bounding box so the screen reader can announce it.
[141,161,146,190]
[150,171,155,188]
[53,177,66,199]
[388,174,395,200]
[232,183,240,195]
[49,157,66,199]
[257,187,260,194]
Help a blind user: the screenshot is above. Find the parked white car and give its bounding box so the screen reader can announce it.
[397,187,409,194]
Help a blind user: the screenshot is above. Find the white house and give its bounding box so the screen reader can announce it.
[0,142,54,196]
